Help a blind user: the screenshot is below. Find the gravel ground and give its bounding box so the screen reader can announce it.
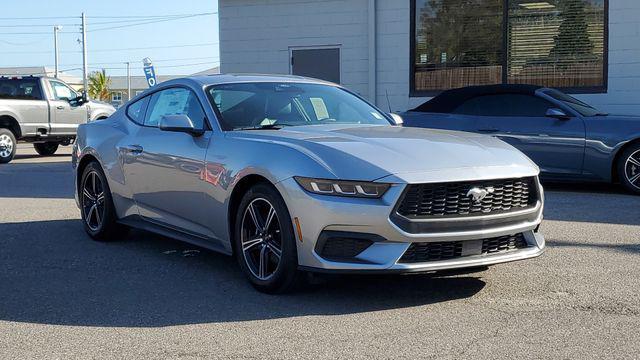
[0,144,639,359]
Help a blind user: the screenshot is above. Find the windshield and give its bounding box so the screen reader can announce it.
[542,88,606,117]
[207,82,391,130]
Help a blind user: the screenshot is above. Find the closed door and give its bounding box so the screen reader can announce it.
[47,79,87,135]
[122,87,213,237]
[455,94,586,175]
[291,48,340,84]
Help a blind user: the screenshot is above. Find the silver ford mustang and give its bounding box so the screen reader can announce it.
[72,75,545,293]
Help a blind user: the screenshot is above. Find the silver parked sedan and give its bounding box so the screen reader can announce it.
[72,74,545,293]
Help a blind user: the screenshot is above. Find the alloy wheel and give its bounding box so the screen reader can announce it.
[240,198,283,280]
[82,171,106,231]
[625,149,640,190]
[0,134,14,159]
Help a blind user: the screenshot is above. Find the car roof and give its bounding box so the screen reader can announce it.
[412,84,545,113]
[160,73,338,88]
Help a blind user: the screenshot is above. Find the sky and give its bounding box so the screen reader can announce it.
[0,0,219,78]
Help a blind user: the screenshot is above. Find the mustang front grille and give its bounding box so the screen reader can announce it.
[398,234,529,263]
[396,177,537,219]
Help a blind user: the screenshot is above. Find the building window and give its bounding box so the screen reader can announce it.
[411,0,607,95]
[135,90,143,96]
[112,91,122,102]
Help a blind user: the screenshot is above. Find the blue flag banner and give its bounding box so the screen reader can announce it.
[143,58,157,87]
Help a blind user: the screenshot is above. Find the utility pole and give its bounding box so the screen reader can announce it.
[125,62,131,101]
[81,12,88,95]
[53,25,62,78]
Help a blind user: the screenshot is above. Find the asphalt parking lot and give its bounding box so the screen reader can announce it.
[1,144,639,359]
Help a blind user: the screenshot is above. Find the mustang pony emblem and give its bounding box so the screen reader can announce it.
[466,187,495,202]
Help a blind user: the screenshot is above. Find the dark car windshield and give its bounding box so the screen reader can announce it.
[207,82,390,130]
[0,78,43,100]
[542,88,606,117]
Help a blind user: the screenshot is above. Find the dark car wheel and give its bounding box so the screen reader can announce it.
[618,144,640,195]
[80,161,128,241]
[234,183,301,293]
[34,142,59,156]
[0,128,17,164]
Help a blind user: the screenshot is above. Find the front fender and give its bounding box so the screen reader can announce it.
[201,134,340,248]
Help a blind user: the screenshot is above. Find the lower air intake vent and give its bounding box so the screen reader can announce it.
[399,233,528,263]
[316,231,377,262]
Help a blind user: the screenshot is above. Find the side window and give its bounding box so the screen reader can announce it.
[126,96,150,124]
[454,94,552,117]
[0,79,44,100]
[144,88,206,129]
[50,80,77,101]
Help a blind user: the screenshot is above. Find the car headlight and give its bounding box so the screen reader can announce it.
[294,177,390,198]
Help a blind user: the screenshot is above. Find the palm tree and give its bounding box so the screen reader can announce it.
[87,70,111,101]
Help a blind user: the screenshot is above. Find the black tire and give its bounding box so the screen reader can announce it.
[0,128,17,164]
[617,143,640,195]
[34,142,59,156]
[234,183,301,293]
[80,161,129,241]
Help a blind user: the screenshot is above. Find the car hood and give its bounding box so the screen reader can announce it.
[88,99,116,113]
[230,124,539,182]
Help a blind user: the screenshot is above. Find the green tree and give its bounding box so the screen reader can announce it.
[416,0,503,67]
[87,70,111,101]
[549,0,595,62]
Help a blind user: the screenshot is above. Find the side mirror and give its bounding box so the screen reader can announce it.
[389,113,404,126]
[159,115,204,136]
[69,91,88,107]
[546,108,570,120]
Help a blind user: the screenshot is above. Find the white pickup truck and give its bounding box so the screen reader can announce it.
[0,76,116,163]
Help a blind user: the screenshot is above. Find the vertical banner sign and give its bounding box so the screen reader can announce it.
[142,57,157,88]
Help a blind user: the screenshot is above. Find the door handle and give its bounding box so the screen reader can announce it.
[123,145,144,154]
[56,105,65,110]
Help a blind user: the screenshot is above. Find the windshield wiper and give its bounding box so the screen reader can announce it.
[234,124,291,131]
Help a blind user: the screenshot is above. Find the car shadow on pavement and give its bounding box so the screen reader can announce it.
[0,161,74,199]
[0,219,486,327]
[542,182,640,226]
[547,239,640,255]
[542,181,629,195]
[13,153,71,161]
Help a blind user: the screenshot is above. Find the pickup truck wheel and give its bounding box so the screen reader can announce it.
[34,142,59,156]
[0,128,17,164]
[618,143,640,195]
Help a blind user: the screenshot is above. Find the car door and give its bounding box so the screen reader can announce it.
[121,87,214,238]
[47,79,88,135]
[454,93,586,175]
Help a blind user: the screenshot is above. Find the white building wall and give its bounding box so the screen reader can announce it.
[577,0,640,115]
[219,0,371,98]
[220,0,640,115]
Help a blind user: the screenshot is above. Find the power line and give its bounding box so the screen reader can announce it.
[89,12,216,32]
[0,13,215,20]
[0,12,216,35]
[86,13,216,19]
[34,56,220,68]
[0,16,79,20]
[89,17,186,26]
[0,23,80,28]
[61,61,218,72]
[0,38,46,46]
[0,31,78,35]
[2,42,219,54]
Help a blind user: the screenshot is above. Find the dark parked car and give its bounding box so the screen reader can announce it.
[401,85,640,194]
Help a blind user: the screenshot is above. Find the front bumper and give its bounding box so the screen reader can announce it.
[276,176,545,273]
